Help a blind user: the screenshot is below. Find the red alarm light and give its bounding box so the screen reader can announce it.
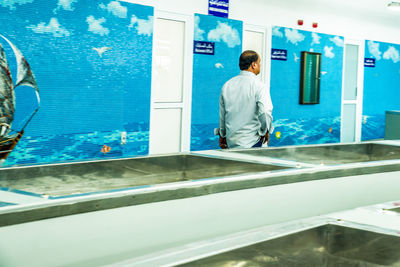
[297,19,304,26]
[312,22,318,28]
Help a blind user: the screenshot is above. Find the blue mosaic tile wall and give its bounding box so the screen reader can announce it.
[0,0,153,166]
[362,40,400,140]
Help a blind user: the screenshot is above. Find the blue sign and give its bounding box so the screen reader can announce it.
[193,41,215,55]
[364,58,375,67]
[271,48,287,61]
[208,0,229,18]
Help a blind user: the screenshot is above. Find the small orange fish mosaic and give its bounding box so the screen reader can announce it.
[101,144,111,154]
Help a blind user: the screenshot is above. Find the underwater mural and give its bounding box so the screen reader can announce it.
[362,40,400,141]
[270,26,344,146]
[191,13,243,151]
[0,0,153,166]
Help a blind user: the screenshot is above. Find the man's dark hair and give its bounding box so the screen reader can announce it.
[239,50,259,70]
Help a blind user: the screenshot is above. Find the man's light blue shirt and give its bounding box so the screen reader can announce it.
[219,71,273,148]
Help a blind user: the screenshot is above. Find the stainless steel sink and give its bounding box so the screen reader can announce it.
[0,154,289,197]
[391,207,400,213]
[179,224,400,266]
[232,143,400,165]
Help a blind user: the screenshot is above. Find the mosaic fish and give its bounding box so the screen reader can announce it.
[101,144,111,154]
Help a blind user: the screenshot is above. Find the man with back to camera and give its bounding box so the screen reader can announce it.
[218,50,273,149]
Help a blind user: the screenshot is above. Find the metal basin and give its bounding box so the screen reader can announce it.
[0,154,289,197]
[179,224,400,266]
[232,143,400,165]
[391,207,400,213]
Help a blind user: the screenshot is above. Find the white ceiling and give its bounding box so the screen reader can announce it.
[262,0,400,27]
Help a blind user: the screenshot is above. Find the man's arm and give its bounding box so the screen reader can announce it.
[257,113,272,144]
[256,82,273,144]
[263,130,270,144]
[219,92,227,149]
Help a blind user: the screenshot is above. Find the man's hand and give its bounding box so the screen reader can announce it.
[219,136,227,149]
[262,131,269,144]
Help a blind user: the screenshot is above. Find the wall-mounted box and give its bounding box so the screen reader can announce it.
[385,110,400,140]
[300,51,321,104]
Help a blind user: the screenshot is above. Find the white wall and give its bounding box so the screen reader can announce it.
[123,0,400,44]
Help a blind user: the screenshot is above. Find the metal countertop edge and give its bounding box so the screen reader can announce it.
[1,161,400,227]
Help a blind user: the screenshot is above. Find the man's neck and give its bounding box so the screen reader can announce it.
[244,69,256,75]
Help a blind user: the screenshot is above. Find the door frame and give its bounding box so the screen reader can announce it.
[340,38,365,143]
[149,10,194,153]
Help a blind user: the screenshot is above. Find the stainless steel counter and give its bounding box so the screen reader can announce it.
[118,200,400,267]
[2,141,400,227]
[0,154,290,197]
[179,224,400,266]
[223,142,400,165]
[1,141,400,266]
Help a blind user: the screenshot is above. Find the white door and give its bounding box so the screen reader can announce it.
[341,39,364,143]
[243,25,268,83]
[149,11,193,154]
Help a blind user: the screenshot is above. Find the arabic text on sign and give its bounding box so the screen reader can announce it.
[364,58,375,67]
[209,0,229,7]
[209,7,228,13]
[271,49,287,61]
